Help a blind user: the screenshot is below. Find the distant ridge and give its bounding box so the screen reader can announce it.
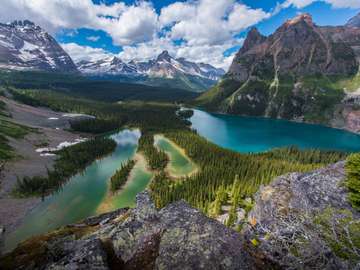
[0,20,77,72]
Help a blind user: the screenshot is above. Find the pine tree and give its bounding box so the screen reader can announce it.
[346,153,360,210]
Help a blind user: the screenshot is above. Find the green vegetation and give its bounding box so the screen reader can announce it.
[177,109,194,119]
[9,89,189,132]
[195,74,349,124]
[138,133,168,170]
[0,92,35,161]
[69,118,123,134]
[110,160,136,192]
[14,137,117,197]
[150,130,346,217]
[314,207,360,262]
[0,70,199,102]
[195,79,241,110]
[6,86,348,216]
[346,153,360,210]
[0,222,98,270]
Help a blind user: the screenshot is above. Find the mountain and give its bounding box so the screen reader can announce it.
[197,13,360,133]
[78,50,225,92]
[346,12,360,28]
[0,20,77,73]
[77,56,138,75]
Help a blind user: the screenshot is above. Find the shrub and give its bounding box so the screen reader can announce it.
[346,153,360,210]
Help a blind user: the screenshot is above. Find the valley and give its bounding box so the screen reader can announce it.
[0,6,360,270]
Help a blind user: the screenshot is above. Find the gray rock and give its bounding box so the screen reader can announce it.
[243,162,358,269]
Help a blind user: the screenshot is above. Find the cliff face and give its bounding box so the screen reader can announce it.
[243,161,360,269]
[2,162,358,269]
[197,13,360,133]
[228,14,357,81]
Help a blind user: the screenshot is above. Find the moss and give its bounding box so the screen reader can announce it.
[346,153,360,210]
[314,207,360,262]
[0,225,98,270]
[251,238,260,247]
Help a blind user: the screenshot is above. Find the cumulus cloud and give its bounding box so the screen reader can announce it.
[283,0,360,9]
[61,43,111,62]
[161,0,270,46]
[118,36,242,70]
[10,0,350,69]
[0,0,157,45]
[86,36,100,42]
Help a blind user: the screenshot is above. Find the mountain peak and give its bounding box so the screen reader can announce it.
[286,13,314,27]
[346,12,360,28]
[0,19,77,72]
[10,20,36,27]
[110,56,123,65]
[157,50,172,62]
[239,27,266,54]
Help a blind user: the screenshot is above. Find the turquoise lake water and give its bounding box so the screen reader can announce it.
[4,129,148,252]
[190,109,360,153]
[5,110,360,253]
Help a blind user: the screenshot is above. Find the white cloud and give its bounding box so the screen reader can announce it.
[0,0,270,69]
[61,43,111,62]
[86,36,100,42]
[99,2,159,45]
[283,0,360,9]
[118,37,243,70]
[162,0,270,46]
[325,0,360,8]
[0,0,157,45]
[159,2,197,26]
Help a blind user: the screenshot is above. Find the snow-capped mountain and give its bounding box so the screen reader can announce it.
[0,20,77,72]
[77,56,137,75]
[77,50,225,81]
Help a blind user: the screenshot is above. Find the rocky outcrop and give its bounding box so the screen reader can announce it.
[243,162,360,269]
[228,14,358,82]
[0,20,78,73]
[2,163,359,269]
[1,192,258,270]
[77,50,225,92]
[347,12,360,28]
[198,13,360,132]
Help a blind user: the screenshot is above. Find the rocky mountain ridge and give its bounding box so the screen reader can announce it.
[0,20,77,73]
[0,20,224,91]
[197,13,360,133]
[78,50,225,83]
[347,12,360,28]
[2,161,358,269]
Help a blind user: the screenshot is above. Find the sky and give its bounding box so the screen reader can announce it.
[1,0,359,70]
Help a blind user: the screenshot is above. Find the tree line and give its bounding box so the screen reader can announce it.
[110,159,136,192]
[138,133,168,171]
[14,137,117,197]
[149,129,347,225]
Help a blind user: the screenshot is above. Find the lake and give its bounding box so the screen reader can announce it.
[5,110,360,253]
[4,129,152,252]
[189,109,360,153]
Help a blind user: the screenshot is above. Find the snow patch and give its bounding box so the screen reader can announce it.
[36,138,87,155]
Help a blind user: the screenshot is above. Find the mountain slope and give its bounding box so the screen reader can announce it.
[346,12,360,28]
[0,20,77,73]
[78,51,225,92]
[197,13,360,132]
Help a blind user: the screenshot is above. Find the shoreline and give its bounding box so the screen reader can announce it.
[187,107,360,136]
[96,152,152,214]
[0,96,90,255]
[154,134,198,179]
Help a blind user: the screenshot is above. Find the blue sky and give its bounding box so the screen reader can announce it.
[1,0,359,69]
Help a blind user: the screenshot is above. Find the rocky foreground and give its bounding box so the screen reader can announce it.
[1,162,359,269]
